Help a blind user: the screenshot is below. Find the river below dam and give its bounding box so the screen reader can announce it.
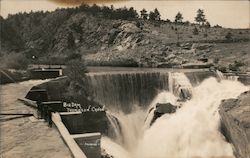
[96,71,249,158]
[0,79,72,157]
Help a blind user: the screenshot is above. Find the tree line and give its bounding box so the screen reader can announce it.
[74,4,212,27]
[3,3,216,28]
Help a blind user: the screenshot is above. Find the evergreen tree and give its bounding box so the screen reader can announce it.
[149,8,161,21]
[195,9,206,25]
[205,21,211,28]
[149,11,156,20]
[154,8,161,20]
[140,8,148,20]
[175,12,183,23]
[128,7,138,19]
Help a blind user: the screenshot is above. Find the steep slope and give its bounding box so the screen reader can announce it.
[0,6,250,70]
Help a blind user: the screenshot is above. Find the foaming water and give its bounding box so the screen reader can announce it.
[110,106,146,151]
[103,77,249,158]
[216,70,225,80]
[143,91,178,130]
[135,78,248,158]
[102,137,130,158]
[168,72,193,99]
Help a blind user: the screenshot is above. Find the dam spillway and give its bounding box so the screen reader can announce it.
[87,72,168,112]
[86,68,215,113]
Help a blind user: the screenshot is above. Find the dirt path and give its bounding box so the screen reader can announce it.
[0,80,72,158]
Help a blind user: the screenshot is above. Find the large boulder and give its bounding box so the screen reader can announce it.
[119,22,141,33]
[219,91,250,158]
[150,103,177,126]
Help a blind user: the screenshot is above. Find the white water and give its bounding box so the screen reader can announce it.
[143,91,178,130]
[168,72,193,100]
[102,76,248,158]
[108,106,146,151]
[216,70,225,80]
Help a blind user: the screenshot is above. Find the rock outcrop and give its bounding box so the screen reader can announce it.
[150,103,177,126]
[219,91,250,158]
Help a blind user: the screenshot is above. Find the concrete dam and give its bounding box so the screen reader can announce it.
[86,69,215,113]
[24,68,249,158]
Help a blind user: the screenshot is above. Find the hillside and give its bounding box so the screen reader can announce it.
[0,5,250,71]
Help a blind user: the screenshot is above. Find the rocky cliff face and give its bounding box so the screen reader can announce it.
[219,91,250,158]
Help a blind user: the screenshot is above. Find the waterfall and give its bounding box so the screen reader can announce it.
[216,70,239,81]
[227,75,239,81]
[87,71,215,113]
[87,72,168,113]
[106,106,146,152]
[106,112,123,143]
[216,70,225,80]
[168,72,193,100]
[102,74,249,158]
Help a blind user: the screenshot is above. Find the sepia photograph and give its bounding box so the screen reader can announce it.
[0,0,250,158]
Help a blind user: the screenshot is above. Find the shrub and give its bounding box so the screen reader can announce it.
[228,60,245,71]
[218,66,227,73]
[64,59,88,80]
[63,59,93,102]
[234,60,245,67]
[193,27,199,35]
[214,24,222,28]
[166,19,171,23]
[228,64,238,71]
[225,32,232,40]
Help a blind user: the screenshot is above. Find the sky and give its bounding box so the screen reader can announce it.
[0,0,249,28]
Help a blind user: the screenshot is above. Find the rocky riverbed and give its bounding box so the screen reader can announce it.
[219,90,250,158]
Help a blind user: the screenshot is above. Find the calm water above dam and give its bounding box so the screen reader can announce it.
[87,66,210,74]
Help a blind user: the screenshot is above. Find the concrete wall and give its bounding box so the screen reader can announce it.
[60,112,108,134]
[52,113,102,158]
[30,69,62,79]
[25,89,48,102]
[73,133,101,158]
[52,113,87,158]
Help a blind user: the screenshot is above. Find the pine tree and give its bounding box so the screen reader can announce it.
[205,21,211,28]
[175,12,183,23]
[149,11,156,20]
[154,8,161,20]
[149,8,161,21]
[195,9,206,25]
[140,8,148,20]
